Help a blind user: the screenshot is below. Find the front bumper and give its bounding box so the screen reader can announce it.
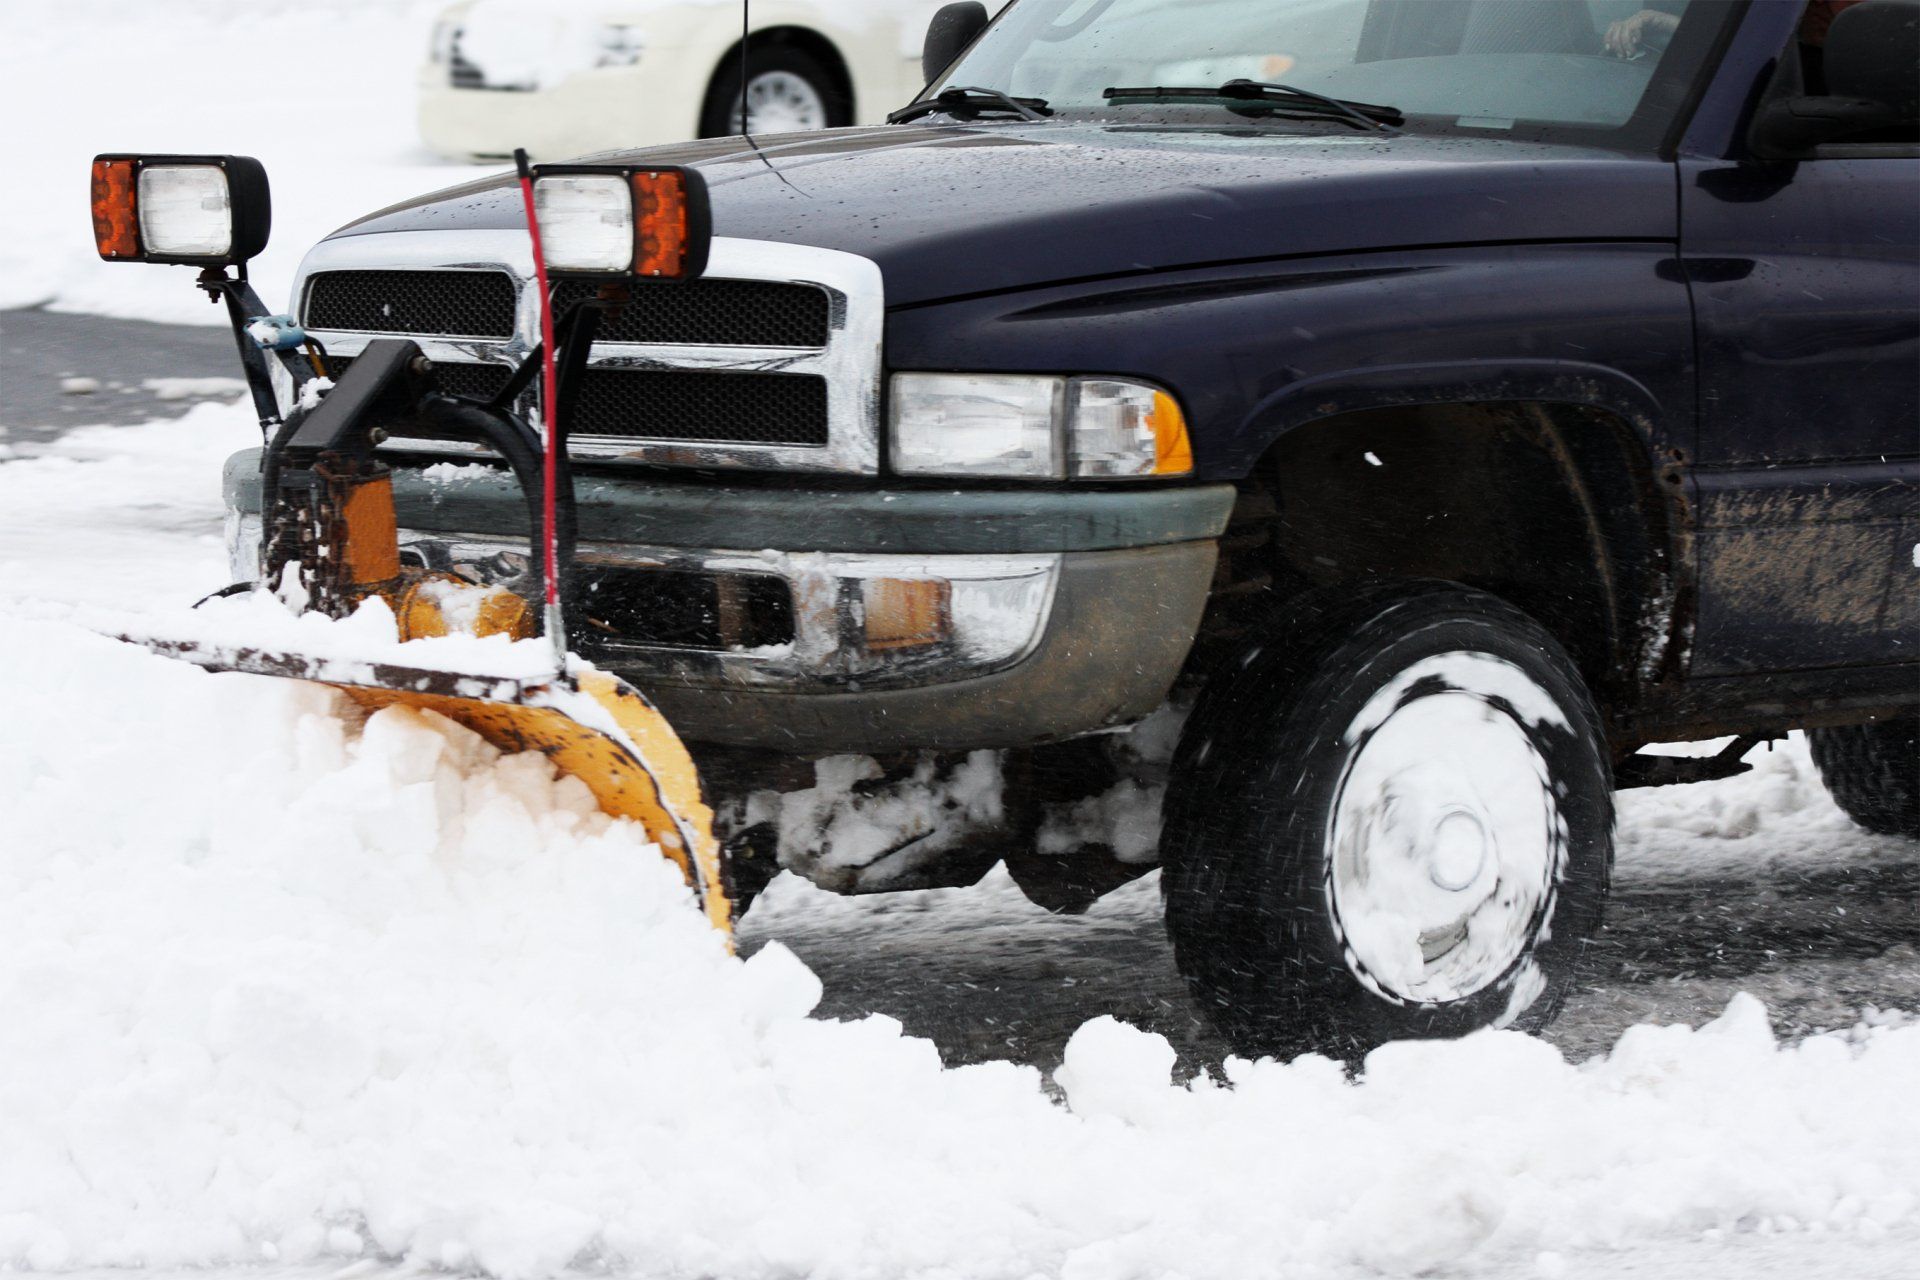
[225,451,1232,754]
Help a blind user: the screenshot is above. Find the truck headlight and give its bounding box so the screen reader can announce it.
[890,373,1192,480]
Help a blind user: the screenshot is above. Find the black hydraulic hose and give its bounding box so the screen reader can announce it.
[414,395,579,618]
[254,410,309,587]
[484,297,594,416]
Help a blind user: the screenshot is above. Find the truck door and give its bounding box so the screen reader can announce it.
[1679,13,1919,677]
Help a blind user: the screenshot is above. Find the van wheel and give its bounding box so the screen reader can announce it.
[1162,582,1612,1059]
[701,46,849,138]
[1808,716,1920,839]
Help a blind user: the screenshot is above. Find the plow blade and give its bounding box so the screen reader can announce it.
[122,633,733,937]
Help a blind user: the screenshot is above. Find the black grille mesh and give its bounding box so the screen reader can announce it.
[306,270,518,339]
[306,271,831,350]
[554,279,831,348]
[325,358,828,449]
[571,369,829,446]
[577,568,795,652]
[326,356,514,404]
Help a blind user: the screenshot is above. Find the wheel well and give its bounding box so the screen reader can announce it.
[1200,401,1679,703]
[709,28,858,117]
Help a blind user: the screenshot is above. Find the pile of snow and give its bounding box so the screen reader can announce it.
[113,587,570,687]
[1,611,1918,1279]
[0,0,488,325]
[1618,736,1918,878]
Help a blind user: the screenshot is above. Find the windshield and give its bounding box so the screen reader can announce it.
[934,0,1730,141]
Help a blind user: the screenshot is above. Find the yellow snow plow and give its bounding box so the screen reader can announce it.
[91,150,733,935]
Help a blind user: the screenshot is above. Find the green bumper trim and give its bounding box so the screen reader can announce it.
[224,451,1235,554]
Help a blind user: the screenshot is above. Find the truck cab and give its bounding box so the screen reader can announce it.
[226,0,1919,1055]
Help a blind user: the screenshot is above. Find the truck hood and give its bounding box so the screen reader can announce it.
[332,122,1676,307]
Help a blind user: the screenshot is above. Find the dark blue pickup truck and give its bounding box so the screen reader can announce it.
[223,0,1918,1053]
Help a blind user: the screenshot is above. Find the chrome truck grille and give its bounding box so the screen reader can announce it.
[289,232,884,474]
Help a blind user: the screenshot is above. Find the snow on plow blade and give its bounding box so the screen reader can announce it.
[122,632,734,937]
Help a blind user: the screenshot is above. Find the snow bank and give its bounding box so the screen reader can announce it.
[2,614,1918,1279]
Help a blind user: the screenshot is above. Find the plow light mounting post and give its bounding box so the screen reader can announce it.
[515,155,713,669]
[90,152,293,436]
[91,154,271,267]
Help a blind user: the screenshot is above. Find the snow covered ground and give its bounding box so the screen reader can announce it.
[2,396,1918,1280]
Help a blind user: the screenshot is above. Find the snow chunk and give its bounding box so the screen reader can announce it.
[1056,1016,1178,1123]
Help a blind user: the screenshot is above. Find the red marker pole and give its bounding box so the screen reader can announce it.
[514,148,567,672]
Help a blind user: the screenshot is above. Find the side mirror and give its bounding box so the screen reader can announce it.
[1750,0,1918,155]
[1826,0,1918,121]
[923,2,990,85]
[91,154,270,267]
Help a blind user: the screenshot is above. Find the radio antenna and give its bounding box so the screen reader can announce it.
[739,0,809,196]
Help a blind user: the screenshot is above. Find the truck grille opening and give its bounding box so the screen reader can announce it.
[553,279,831,348]
[570,368,830,447]
[325,357,829,450]
[305,272,832,350]
[325,354,513,402]
[576,566,795,653]
[305,270,519,339]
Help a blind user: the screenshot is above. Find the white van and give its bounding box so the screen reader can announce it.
[419,0,951,159]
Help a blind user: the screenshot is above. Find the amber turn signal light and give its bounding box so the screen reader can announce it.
[90,158,140,260]
[1148,390,1194,476]
[632,170,696,278]
[863,579,953,652]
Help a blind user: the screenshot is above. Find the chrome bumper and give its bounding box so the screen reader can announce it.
[225,457,1233,752]
[229,515,1060,694]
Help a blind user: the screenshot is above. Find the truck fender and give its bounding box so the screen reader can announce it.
[1236,357,1677,462]
[1233,357,1696,690]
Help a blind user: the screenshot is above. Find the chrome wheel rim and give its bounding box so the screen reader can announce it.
[732,70,828,134]
[1326,652,1564,1005]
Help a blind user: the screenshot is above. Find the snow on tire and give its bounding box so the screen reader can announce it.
[1162,581,1612,1059]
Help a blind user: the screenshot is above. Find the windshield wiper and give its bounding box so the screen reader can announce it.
[1103,80,1401,132]
[889,86,1053,125]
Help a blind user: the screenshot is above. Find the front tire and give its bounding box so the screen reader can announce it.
[1162,582,1612,1058]
[700,46,849,138]
[1808,716,1920,839]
